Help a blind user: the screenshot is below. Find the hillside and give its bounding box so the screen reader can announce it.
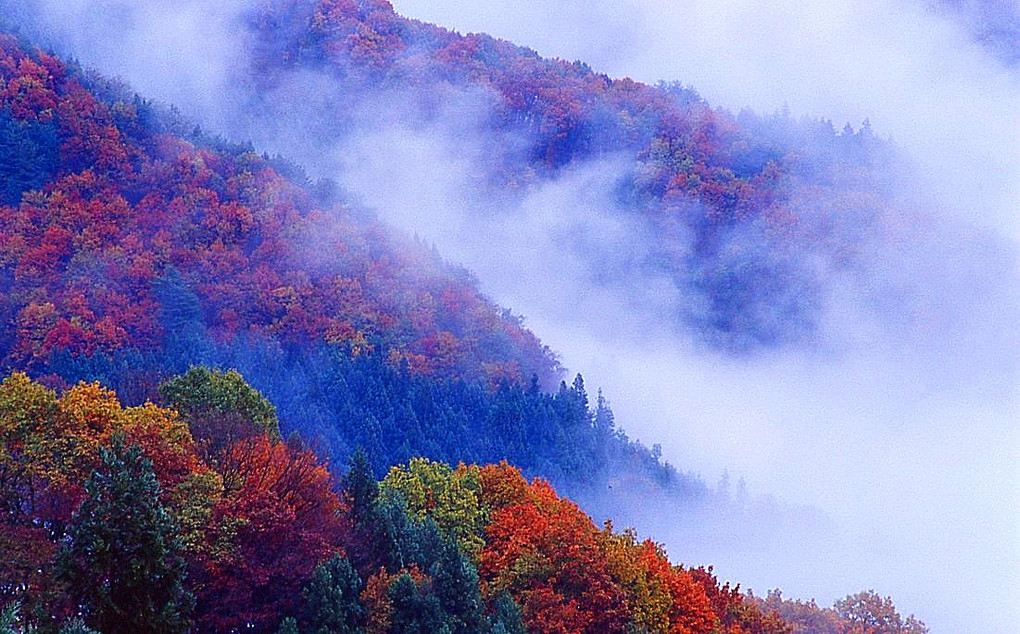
[0,31,555,385]
[212,0,909,352]
[0,5,964,631]
[0,371,927,633]
[0,33,701,496]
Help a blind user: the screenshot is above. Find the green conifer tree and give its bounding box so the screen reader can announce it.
[57,434,192,634]
[300,555,367,634]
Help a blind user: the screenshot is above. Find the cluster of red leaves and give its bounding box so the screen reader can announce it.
[193,435,345,631]
[474,463,787,634]
[478,467,630,633]
[689,566,791,634]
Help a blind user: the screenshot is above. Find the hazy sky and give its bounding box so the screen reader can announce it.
[4,0,1018,631]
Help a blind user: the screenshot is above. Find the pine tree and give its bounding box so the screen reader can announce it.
[152,268,212,371]
[341,448,384,571]
[430,538,484,634]
[57,434,192,634]
[387,572,449,634]
[58,618,99,634]
[488,592,526,634]
[594,388,615,437]
[0,602,20,634]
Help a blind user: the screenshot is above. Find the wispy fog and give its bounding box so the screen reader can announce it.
[394,0,1020,239]
[4,1,1018,631]
[336,103,1019,631]
[383,2,1020,630]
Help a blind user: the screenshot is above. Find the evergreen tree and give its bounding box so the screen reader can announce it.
[300,555,367,634]
[374,497,444,572]
[0,602,19,634]
[57,434,192,634]
[341,448,384,571]
[487,592,526,634]
[430,539,484,634]
[386,572,449,634]
[594,388,616,438]
[342,448,380,527]
[58,619,99,634]
[152,268,212,371]
[0,109,59,206]
[572,373,589,415]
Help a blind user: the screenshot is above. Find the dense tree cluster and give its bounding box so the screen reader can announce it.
[0,32,700,519]
[0,20,932,634]
[46,327,686,503]
[216,347,684,492]
[0,370,343,632]
[0,371,925,633]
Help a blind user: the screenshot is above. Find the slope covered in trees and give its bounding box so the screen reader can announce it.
[0,32,691,498]
[0,15,935,632]
[0,30,555,386]
[0,371,926,633]
[211,0,908,351]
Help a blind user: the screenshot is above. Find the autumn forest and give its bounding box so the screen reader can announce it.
[0,0,983,631]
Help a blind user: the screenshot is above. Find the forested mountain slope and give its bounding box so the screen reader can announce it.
[0,32,554,385]
[0,5,950,630]
[0,33,690,492]
[214,0,911,352]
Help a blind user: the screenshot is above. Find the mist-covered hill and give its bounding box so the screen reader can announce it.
[4,0,948,354]
[0,33,697,498]
[0,1,1016,632]
[205,0,919,352]
[0,30,556,385]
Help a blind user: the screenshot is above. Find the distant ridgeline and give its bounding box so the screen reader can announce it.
[0,34,684,494]
[0,371,928,634]
[233,0,901,351]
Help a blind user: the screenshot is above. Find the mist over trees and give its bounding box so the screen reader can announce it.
[0,1,1008,630]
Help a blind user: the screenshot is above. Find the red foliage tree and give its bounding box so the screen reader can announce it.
[192,435,345,631]
[478,472,629,633]
[689,566,790,634]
